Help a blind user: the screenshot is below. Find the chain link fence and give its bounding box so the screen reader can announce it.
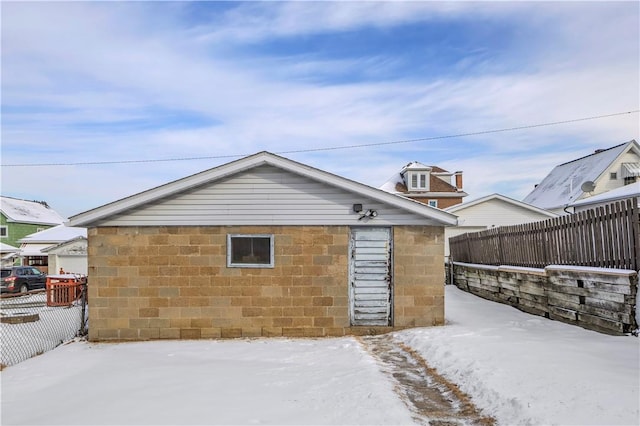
[0,283,87,368]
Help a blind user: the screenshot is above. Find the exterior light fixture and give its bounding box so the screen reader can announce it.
[358,209,378,220]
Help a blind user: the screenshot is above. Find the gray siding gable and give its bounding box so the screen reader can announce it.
[96,165,443,226]
[68,151,457,227]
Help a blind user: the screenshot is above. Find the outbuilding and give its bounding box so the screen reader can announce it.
[68,152,457,341]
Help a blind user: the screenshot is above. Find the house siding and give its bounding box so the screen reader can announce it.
[95,166,440,227]
[87,224,444,341]
[443,198,558,258]
[451,199,554,227]
[597,150,640,194]
[46,239,88,275]
[410,197,463,209]
[0,214,53,248]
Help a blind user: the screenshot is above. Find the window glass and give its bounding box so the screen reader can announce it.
[428,200,438,207]
[420,174,427,188]
[0,226,7,237]
[227,235,274,268]
[411,174,418,189]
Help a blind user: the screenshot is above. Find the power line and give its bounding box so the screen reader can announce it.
[2,110,638,167]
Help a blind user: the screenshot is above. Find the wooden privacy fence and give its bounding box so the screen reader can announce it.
[449,198,640,270]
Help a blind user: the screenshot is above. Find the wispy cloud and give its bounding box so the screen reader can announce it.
[1,1,638,218]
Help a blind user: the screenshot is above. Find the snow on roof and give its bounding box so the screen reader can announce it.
[19,247,51,257]
[570,182,640,207]
[0,242,19,252]
[41,236,87,253]
[380,172,405,193]
[19,224,87,243]
[523,140,639,210]
[0,196,65,225]
[401,161,432,171]
[380,163,453,194]
[445,193,558,217]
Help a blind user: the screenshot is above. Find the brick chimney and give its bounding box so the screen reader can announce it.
[454,171,463,190]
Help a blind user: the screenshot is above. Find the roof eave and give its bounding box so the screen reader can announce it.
[446,193,558,217]
[260,155,458,226]
[41,236,87,253]
[68,152,458,227]
[68,152,275,227]
[405,191,468,198]
[2,218,62,226]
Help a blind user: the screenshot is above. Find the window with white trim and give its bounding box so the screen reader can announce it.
[227,234,274,268]
[408,172,429,190]
[428,200,438,208]
[0,226,7,238]
[610,172,617,180]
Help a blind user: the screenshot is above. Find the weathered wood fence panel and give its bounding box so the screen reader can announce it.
[450,199,640,270]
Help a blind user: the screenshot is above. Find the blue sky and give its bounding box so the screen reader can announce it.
[2,1,639,219]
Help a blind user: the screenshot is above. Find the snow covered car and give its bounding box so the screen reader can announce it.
[0,266,47,293]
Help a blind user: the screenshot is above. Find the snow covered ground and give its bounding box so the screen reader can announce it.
[1,286,638,425]
[1,293,84,366]
[398,287,639,425]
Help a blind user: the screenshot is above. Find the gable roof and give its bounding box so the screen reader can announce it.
[383,174,461,194]
[523,140,640,210]
[445,193,558,217]
[41,236,87,253]
[0,242,19,253]
[68,152,457,227]
[570,182,640,208]
[399,162,449,174]
[400,161,432,172]
[0,196,65,226]
[19,224,87,244]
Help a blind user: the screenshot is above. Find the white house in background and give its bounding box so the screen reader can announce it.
[41,236,88,275]
[523,139,640,214]
[1,242,19,267]
[569,181,640,213]
[17,225,88,274]
[444,193,558,258]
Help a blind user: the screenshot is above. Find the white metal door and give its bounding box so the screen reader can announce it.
[349,227,392,326]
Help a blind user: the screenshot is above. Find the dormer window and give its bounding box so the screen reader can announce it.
[409,172,429,191]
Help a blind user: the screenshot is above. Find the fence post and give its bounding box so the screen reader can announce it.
[540,220,548,267]
[632,199,640,271]
[79,283,88,337]
[497,228,504,265]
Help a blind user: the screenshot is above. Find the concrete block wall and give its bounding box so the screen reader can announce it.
[394,226,445,327]
[87,225,444,341]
